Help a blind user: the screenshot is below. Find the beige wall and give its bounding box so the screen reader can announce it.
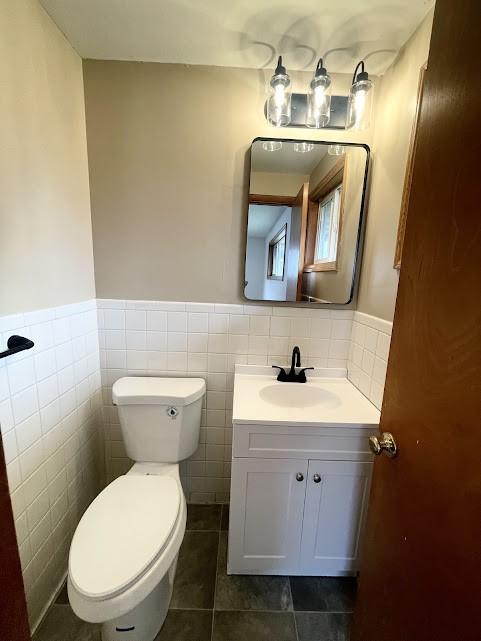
[250,172,310,197]
[357,10,434,321]
[83,13,432,316]
[0,0,95,316]
[83,61,371,303]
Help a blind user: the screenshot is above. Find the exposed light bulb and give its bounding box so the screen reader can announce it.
[306,59,331,128]
[294,142,315,153]
[328,144,346,156]
[347,61,373,131]
[262,140,283,152]
[267,56,292,127]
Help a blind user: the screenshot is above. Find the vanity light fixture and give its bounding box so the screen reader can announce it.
[328,144,346,156]
[294,142,315,153]
[267,56,292,127]
[347,61,373,130]
[306,58,332,128]
[262,140,283,152]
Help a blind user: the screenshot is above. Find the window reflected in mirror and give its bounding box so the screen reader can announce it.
[315,186,341,267]
[267,224,287,281]
[245,138,369,304]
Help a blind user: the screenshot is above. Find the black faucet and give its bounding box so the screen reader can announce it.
[290,345,301,375]
[272,346,314,383]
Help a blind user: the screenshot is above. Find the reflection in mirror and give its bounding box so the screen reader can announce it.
[245,138,369,304]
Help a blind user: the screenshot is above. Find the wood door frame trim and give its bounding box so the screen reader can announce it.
[295,182,310,300]
[394,62,427,269]
[248,193,296,206]
[309,158,345,201]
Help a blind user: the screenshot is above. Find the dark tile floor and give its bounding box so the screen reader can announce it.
[34,504,355,641]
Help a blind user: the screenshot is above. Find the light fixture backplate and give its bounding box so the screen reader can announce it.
[264,93,348,129]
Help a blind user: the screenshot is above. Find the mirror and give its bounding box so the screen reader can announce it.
[245,138,369,304]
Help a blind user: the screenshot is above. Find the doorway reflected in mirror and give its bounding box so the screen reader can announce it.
[245,138,369,305]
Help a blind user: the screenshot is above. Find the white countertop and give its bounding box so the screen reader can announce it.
[233,365,380,428]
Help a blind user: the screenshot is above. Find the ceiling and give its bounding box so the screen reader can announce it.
[252,141,328,174]
[40,0,434,75]
[248,205,288,238]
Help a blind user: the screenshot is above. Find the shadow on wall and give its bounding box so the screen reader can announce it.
[237,5,419,73]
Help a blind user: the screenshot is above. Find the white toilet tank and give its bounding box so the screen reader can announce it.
[112,377,205,463]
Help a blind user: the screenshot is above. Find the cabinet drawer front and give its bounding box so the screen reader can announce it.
[233,424,375,461]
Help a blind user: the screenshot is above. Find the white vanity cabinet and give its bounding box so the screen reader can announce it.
[228,423,375,576]
[229,366,380,577]
[300,459,372,575]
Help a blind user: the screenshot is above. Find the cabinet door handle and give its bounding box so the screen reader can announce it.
[296,473,304,482]
[313,473,321,483]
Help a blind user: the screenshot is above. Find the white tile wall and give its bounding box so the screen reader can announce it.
[347,311,393,410]
[0,301,103,630]
[97,299,355,503]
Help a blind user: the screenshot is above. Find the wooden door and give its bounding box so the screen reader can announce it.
[300,460,372,576]
[293,183,309,300]
[0,437,31,640]
[351,1,481,639]
[228,458,307,574]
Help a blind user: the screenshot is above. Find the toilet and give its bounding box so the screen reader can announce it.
[67,376,206,641]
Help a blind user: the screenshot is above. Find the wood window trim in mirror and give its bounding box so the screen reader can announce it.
[267,223,287,281]
[303,157,347,273]
[394,63,427,269]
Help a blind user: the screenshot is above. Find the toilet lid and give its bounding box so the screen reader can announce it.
[69,475,180,600]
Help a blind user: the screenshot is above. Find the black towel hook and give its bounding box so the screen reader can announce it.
[0,335,35,360]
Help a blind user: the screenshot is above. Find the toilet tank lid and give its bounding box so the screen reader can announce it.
[112,376,205,406]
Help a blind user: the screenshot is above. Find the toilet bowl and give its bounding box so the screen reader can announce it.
[67,377,205,641]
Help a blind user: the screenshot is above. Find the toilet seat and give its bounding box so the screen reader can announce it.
[69,475,180,601]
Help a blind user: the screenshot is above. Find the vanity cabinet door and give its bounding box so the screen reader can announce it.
[228,458,308,574]
[300,460,373,575]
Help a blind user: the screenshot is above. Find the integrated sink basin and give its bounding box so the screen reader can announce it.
[233,365,380,427]
[259,383,341,409]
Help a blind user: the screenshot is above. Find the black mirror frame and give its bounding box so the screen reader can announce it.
[244,136,371,306]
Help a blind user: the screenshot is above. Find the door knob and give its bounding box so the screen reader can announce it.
[296,473,304,482]
[313,474,321,483]
[369,432,397,458]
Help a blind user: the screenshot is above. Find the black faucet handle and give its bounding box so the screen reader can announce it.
[297,367,314,383]
[272,365,288,381]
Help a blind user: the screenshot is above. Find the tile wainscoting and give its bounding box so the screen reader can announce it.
[0,300,104,630]
[347,311,393,410]
[0,300,393,632]
[97,299,356,502]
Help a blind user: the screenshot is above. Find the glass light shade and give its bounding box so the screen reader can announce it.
[306,74,332,128]
[294,142,315,153]
[262,140,283,152]
[328,144,346,156]
[267,75,292,127]
[347,78,373,130]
